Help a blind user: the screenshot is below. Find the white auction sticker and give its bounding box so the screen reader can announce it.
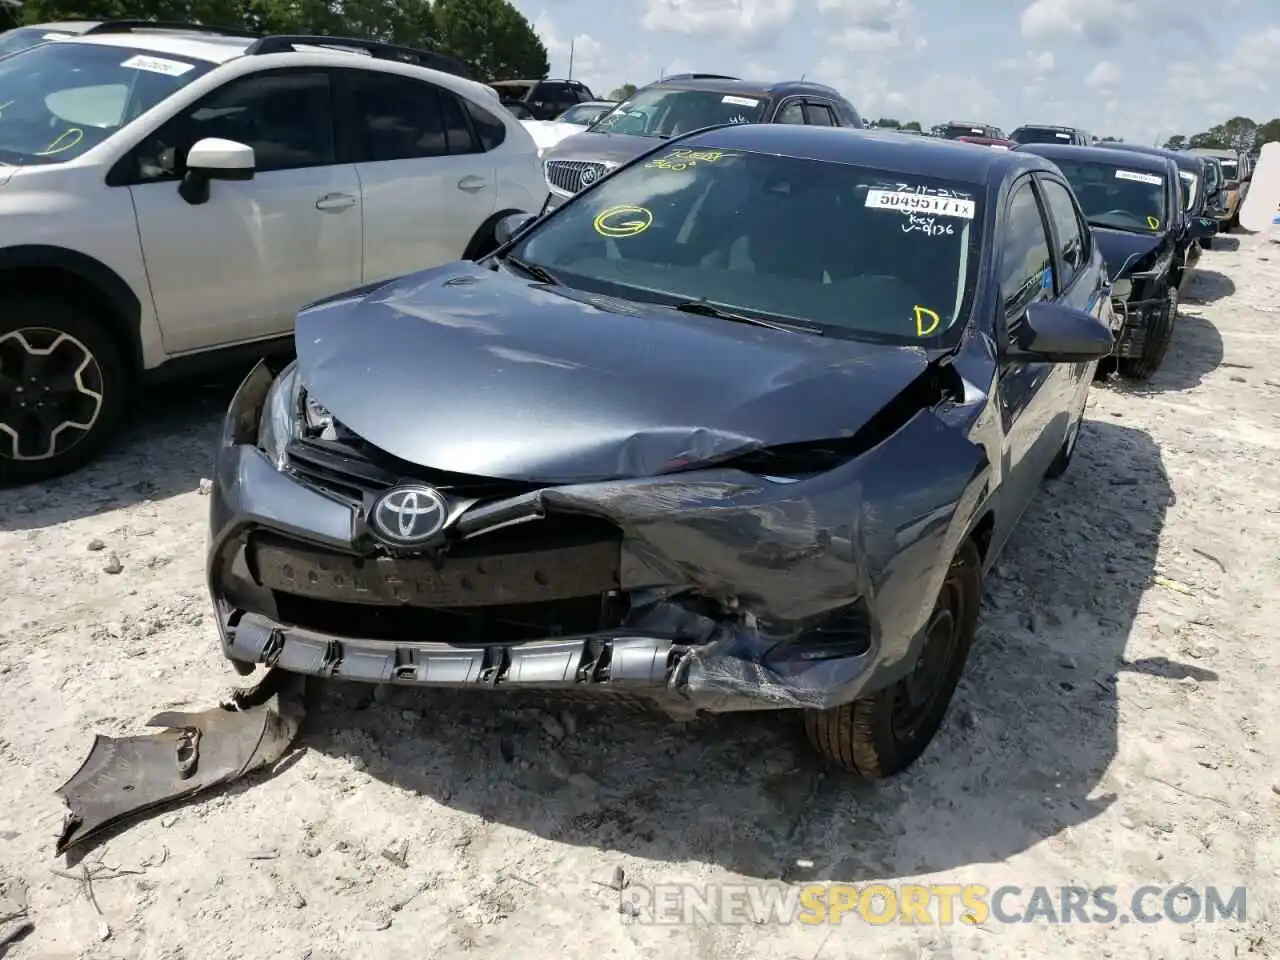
[864,189,976,219]
[42,32,72,40]
[1115,169,1162,185]
[721,95,759,107]
[1055,132,1071,139]
[120,54,195,77]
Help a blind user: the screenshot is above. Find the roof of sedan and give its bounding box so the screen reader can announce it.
[1015,142,1172,174]
[1098,141,1206,174]
[677,124,1054,182]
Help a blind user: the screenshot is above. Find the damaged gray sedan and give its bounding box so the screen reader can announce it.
[208,124,1115,776]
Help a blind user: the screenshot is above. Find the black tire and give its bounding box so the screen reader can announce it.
[1200,236,1213,249]
[804,539,981,778]
[1117,284,1177,380]
[0,296,128,488]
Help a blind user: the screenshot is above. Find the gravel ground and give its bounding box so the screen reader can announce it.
[1,236,1277,959]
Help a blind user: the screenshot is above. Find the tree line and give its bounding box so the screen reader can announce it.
[1162,116,1278,153]
[14,0,550,81]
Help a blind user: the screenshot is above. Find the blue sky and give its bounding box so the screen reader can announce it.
[510,0,1277,144]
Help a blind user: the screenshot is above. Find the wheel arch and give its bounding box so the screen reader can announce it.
[967,510,996,568]
[462,208,528,261]
[0,245,143,374]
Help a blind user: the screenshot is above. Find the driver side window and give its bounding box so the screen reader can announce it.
[999,181,1054,326]
[130,69,335,183]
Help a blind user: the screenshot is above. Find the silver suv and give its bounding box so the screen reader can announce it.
[0,22,547,486]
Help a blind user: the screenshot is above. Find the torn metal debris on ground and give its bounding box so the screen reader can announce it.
[54,669,306,856]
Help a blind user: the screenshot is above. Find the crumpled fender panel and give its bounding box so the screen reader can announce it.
[468,407,991,711]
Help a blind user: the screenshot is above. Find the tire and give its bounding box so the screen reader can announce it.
[803,539,982,778]
[1117,284,1177,380]
[1200,236,1213,249]
[0,296,128,488]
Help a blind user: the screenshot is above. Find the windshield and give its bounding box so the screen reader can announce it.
[1052,159,1168,233]
[591,88,769,139]
[1011,127,1074,144]
[560,102,613,126]
[0,41,213,164]
[0,27,79,57]
[505,147,982,344]
[940,123,991,140]
[1220,158,1238,181]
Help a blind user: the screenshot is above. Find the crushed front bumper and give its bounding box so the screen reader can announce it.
[1109,293,1165,359]
[207,363,989,717]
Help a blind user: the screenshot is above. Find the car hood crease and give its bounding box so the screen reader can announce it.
[1093,227,1162,279]
[293,263,931,483]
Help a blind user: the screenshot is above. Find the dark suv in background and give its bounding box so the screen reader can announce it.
[935,120,1005,140]
[1009,124,1093,145]
[489,77,597,120]
[539,74,863,207]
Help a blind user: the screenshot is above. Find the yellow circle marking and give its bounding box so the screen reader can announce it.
[593,204,653,238]
[1147,216,1160,230]
[37,128,83,155]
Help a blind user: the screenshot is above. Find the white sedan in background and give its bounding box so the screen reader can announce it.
[512,99,617,155]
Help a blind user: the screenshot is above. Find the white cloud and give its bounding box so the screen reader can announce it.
[1085,61,1121,87]
[640,0,798,47]
[1020,0,1139,46]
[819,0,921,52]
[532,12,647,96]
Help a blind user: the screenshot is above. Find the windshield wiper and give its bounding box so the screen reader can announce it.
[504,256,559,285]
[672,299,824,335]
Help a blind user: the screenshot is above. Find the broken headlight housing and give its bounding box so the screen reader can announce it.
[257,364,337,468]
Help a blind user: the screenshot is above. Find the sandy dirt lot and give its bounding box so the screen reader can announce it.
[1,235,1278,959]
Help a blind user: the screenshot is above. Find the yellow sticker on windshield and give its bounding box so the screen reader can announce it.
[645,148,734,171]
[914,305,941,337]
[37,128,82,156]
[1147,216,1160,230]
[594,205,653,238]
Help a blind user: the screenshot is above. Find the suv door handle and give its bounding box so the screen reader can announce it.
[315,192,357,211]
[457,176,488,193]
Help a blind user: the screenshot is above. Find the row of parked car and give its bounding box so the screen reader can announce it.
[0,20,1232,489]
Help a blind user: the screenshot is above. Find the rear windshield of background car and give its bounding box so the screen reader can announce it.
[1219,159,1238,180]
[0,41,214,165]
[491,81,533,98]
[591,88,770,138]
[1011,127,1075,144]
[1053,158,1168,233]
[0,26,77,56]
[940,123,992,139]
[508,148,983,344]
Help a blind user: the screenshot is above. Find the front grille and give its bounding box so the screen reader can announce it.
[285,435,536,503]
[545,159,608,195]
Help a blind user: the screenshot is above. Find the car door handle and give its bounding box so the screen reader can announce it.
[315,192,357,211]
[457,176,488,193]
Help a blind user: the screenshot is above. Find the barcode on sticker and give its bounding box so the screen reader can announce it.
[721,95,759,107]
[1116,169,1162,185]
[865,189,975,219]
[120,54,195,77]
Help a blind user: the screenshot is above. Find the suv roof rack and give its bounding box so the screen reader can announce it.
[243,34,470,78]
[83,20,262,39]
[661,72,739,81]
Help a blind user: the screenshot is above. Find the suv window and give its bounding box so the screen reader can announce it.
[0,41,214,165]
[1039,178,1086,286]
[1000,180,1054,318]
[465,98,508,150]
[130,69,332,181]
[343,71,447,161]
[777,102,805,124]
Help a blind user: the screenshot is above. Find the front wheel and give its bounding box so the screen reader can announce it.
[804,539,982,778]
[0,296,128,488]
[1117,285,1177,380]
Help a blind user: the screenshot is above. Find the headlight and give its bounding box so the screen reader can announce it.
[257,363,300,469]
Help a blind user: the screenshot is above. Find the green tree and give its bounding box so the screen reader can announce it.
[432,0,548,81]
[1256,118,1280,147]
[1221,115,1256,151]
[874,118,900,128]
[1162,134,1187,150]
[1189,125,1230,148]
[608,83,637,101]
[901,120,922,131]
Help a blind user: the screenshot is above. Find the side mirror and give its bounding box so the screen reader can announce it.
[1187,216,1217,239]
[1006,301,1114,363]
[178,137,255,205]
[494,212,537,247]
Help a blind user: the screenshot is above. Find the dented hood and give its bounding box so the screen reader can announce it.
[1093,227,1162,280]
[294,262,931,482]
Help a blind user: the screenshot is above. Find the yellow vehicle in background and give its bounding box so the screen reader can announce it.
[1189,147,1250,230]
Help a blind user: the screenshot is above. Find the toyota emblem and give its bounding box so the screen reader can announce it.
[369,484,448,545]
[579,166,598,187]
